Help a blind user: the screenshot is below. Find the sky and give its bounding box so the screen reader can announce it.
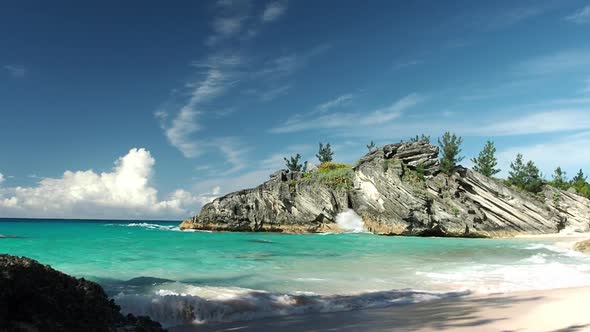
[1,0,590,220]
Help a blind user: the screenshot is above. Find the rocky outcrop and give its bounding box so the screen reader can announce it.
[0,255,166,332]
[180,142,590,237]
[574,239,590,254]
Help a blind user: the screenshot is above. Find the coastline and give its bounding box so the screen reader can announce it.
[170,286,590,332]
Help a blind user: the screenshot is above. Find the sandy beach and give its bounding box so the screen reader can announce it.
[171,286,590,332]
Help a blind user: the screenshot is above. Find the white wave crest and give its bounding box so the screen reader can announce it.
[107,222,181,231]
[114,285,467,327]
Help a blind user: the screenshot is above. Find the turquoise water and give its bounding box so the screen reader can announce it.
[2,219,590,326]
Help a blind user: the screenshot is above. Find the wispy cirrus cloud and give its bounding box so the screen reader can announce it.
[262,0,288,22]
[159,56,241,158]
[476,110,590,136]
[3,65,26,78]
[516,49,590,76]
[258,84,291,101]
[392,60,423,70]
[271,94,424,134]
[315,94,354,113]
[565,5,590,24]
[254,44,331,79]
[486,5,547,29]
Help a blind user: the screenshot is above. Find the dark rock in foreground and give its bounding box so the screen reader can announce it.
[180,142,590,237]
[0,254,166,332]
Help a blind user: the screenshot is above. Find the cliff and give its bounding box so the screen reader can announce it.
[180,142,590,237]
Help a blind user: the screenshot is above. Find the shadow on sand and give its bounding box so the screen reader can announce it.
[169,293,587,332]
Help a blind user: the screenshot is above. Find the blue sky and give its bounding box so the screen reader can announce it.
[1,0,590,219]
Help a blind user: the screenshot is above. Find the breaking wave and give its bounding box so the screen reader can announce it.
[114,285,467,327]
[106,222,182,231]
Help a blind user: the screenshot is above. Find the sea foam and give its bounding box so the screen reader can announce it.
[114,285,467,327]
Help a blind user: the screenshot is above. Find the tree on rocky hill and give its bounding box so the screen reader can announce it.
[366,140,376,152]
[571,169,590,199]
[551,167,569,190]
[471,140,500,177]
[508,154,544,193]
[284,154,303,171]
[316,142,334,163]
[438,132,463,174]
[410,134,431,144]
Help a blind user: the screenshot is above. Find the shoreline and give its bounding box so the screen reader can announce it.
[170,286,590,332]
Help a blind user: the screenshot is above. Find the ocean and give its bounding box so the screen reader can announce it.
[1,218,590,327]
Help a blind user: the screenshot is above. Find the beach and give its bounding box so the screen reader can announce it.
[2,219,590,330]
[174,286,590,332]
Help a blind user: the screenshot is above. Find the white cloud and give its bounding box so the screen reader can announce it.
[262,0,288,22]
[160,57,241,158]
[254,44,331,79]
[497,132,590,178]
[392,60,423,70]
[271,94,424,133]
[316,94,354,113]
[213,16,245,37]
[477,110,590,136]
[566,5,590,24]
[0,173,4,184]
[258,84,291,101]
[3,65,26,78]
[517,49,590,76]
[0,148,204,219]
[487,6,546,29]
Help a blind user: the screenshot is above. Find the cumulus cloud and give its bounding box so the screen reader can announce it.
[566,5,590,24]
[0,173,4,184]
[262,0,288,22]
[0,148,207,220]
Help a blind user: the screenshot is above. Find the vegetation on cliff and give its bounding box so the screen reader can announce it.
[438,132,464,174]
[471,141,501,177]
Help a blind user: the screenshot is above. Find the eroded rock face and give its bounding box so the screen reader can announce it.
[0,255,166,332]
[180,142,590,237]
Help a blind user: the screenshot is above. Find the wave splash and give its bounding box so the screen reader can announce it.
[114,285,467,327]
[335,209,365,233]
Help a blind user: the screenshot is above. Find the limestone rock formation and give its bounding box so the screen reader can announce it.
[180,142,590,237]
[0,255,166,332]
[574,239,590,254]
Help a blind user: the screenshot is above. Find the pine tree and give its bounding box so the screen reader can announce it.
[551,167,568,190]
[438,132,464,174]
[409,134,431,144]
[508,153,526,187]
[508,154,544,193]
[571,169,587,185]
[366,141,376,152]
[284,154,303,171]
[471,140,500,177]
[316,142,334,163]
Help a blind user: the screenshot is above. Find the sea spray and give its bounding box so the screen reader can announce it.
[335,209,365,233]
